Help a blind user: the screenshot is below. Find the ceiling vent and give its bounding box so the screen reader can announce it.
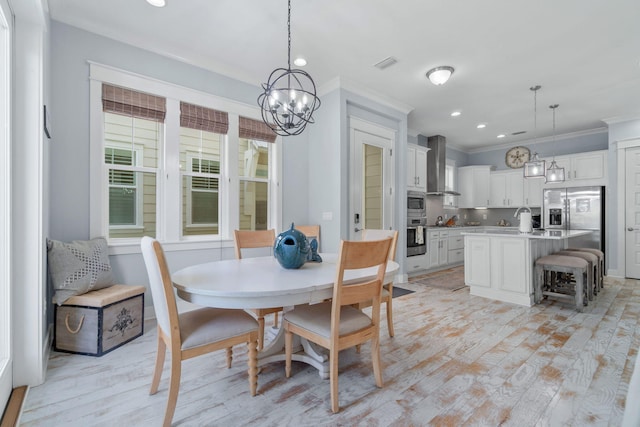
[373,56,398,70]
[511,130,527,135]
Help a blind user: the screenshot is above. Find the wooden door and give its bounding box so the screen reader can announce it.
[625,146,640,279]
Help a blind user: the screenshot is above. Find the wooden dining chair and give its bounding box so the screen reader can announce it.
[283,237,392,413]
[141,236,259,427]
[295,224,321,250]
[358,229,399,337]
[233,229,282,350]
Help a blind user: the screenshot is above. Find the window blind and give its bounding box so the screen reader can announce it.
[239,116,277,143]
[180,102,229,134]
[102,84,166,122]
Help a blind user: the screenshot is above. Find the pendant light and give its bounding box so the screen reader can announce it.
[523,85,546,178]
[257,0,321,136]
[545,104,565,182]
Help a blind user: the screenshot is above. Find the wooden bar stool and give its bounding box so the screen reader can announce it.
[555,250,599,300]
[568,248,604,291]
[534,255,589,312]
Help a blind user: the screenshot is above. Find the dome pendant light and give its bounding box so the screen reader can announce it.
[523,85,546,178]
[257,0,321,136]
[426,66,454,85]
[545,104,565,183]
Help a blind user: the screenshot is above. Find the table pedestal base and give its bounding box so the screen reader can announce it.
[257,325,330,378]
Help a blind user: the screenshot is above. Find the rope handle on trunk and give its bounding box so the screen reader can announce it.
[65,313,85,334]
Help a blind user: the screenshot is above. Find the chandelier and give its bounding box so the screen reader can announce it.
[523,85,546,178]
[258,0,321,136]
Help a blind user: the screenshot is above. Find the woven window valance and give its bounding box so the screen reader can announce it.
[102,84,166,122]
[239,117,277,143]
[180,102,229,134]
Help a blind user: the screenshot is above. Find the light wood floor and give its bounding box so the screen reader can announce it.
[20,271,640,426]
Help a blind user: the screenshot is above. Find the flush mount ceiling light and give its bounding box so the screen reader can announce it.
[545,104,565,183]
[426,66,454,85]
[293,57,307,67]
[146,0,166,7]
[257,0,321,136]
[523,85,546,179]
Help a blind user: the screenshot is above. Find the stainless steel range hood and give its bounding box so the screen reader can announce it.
[423,134,461,196]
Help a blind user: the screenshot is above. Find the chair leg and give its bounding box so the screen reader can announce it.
[386,296,395,338]
[247,337,258,397]
[150,334,166,395]
[284,327,292,378]
[371,335,383,388]
[163,351,182,427]
[330,348,340,413]
[257,316,265,351]
[273,312,279,328]
[226,347,233,369]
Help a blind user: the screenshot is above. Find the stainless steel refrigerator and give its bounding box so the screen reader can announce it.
[543,186,605,251]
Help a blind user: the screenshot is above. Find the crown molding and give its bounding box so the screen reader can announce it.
[602,114,640,125]
[318,77,414,115]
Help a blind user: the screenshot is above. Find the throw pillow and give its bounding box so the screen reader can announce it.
[48,237,114,305]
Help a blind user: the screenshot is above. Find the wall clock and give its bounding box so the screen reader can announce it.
[505,146,531,169]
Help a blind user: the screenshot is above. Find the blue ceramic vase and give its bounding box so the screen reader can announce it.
[273,223,310,269]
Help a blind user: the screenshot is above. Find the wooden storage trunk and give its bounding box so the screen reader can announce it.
[54,284,145,356]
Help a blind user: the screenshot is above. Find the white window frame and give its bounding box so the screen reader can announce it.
[184,153,220,229]
[105,144,145,230]
[89,63,282,254]
[239,139,272,230]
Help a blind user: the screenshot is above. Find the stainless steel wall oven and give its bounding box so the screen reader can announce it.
[407,217,427,257]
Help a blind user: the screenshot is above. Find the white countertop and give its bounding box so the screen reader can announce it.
[460,229,593,239]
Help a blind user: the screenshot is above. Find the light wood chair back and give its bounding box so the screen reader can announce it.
[232,229,280,350]
[360,229,399,337]
[295,224,321,249]
[362,229,398,261]
[233,229,276,259]
[284,237,392,413]
[141,236,259,426]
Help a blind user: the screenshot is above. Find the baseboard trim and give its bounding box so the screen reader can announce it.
[0,386,28,427]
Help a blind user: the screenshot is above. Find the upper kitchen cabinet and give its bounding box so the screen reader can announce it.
[523,176,543,207]
[489,170,524,208]
[542,150,607,186]
[407,144,428,192]
[458,165,492,208]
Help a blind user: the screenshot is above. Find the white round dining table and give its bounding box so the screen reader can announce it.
[172,254,399,378]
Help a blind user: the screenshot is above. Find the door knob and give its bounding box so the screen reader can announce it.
[629,227,637,231]
[354,227,362,232]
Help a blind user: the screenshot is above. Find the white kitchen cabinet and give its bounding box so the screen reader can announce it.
[464,235,491,287]
[523,175,543,207]
[448,230,464,264]
[543,150,607,186]
[427,230,448,268]
[489,170,524,208]
[458,165,492,208]
[407,144,428,192]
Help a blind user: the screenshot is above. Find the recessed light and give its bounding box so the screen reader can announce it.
[146,0,166,7]
[294,57,307,67]
[451,111,461,117]
[477,123,486,129]
[497,134,506,138]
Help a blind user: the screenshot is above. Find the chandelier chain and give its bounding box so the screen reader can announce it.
[287,0,291,70]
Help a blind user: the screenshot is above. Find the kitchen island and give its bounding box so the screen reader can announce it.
[461,229,593,306]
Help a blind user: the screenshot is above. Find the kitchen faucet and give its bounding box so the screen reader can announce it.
[513,206,531,219]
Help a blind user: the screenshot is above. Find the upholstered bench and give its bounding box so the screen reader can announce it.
[568,247,604,291]
[54,284,145,356]
[556,250,599,300]
[534,255,589,312]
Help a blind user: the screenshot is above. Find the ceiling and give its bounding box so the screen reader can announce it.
[47,0,640,151]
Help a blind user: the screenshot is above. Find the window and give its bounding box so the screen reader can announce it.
[237,117,276,231]
[90,66,281,249]
[102,110,161,238]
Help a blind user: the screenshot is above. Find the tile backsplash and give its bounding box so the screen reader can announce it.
[425,196,540,227]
